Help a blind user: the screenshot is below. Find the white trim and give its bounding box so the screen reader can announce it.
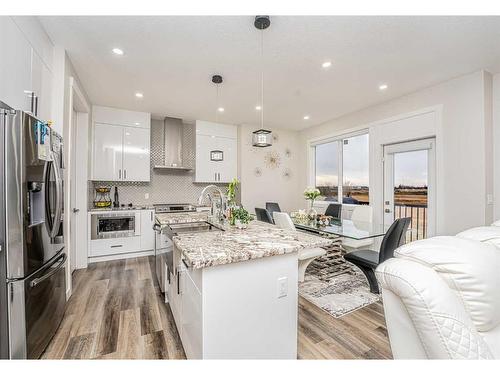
[309,128,368,147]
[65,76,91,298]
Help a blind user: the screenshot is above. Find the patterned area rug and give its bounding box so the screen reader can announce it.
[299,268,381,318]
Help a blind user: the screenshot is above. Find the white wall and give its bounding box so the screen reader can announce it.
[239,124,301,213]
[299,70,494,236]
[493,73,500,221]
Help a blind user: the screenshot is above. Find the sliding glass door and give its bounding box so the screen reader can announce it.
[383,138,436,241]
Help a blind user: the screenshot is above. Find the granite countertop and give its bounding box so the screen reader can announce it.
[173,220,333,269]
[155,212,209,226]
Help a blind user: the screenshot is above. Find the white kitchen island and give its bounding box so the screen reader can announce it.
[155,213,332,359]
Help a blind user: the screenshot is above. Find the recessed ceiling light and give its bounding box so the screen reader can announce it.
[303,115,310,120]
[218,107,225,112]
[112,48,124,55]
[135,92,144,98]
[322,61,332,69]
[255,105,262,111]
[379,84,388,91]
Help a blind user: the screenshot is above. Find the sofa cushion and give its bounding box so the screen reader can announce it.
[394,236,500,332]
[456,226,500,248]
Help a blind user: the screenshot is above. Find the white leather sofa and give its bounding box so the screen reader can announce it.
[375,235,500,359]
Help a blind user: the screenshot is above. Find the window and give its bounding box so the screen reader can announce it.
[315,142,339,201]
[313,132,369,204]
[342,133,369,204]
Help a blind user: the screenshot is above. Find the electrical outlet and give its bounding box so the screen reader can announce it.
[277,277,288,298]
[145,193,149,200]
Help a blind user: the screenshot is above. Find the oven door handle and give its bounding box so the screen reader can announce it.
[30,253,66,288]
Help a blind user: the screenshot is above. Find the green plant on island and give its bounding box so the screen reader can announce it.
[232,207,253,225]
[226,177,239,205]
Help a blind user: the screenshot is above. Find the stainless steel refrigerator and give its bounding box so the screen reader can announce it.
[0,101,66,359]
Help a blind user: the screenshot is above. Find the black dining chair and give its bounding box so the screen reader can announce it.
[255,208,274,224]
[266,202,281,223]
[344,217,411,294]
[325,203,342,219]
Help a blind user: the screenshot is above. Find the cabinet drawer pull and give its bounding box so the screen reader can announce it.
[110,245,123,248]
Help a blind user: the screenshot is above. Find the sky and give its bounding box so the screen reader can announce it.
[316,134,428,188]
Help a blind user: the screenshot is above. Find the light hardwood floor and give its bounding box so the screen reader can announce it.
[42,256,391,359]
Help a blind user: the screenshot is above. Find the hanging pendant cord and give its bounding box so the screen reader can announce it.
[260,28,264,130]
[215,83,219,123]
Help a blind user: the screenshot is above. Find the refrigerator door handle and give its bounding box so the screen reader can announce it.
[43,153,63,238]
[51,152,64,238]
[30,253,66,288]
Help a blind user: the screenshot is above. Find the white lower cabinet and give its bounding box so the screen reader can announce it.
[88,209,155,260]
[140,209,155,251]
[169,246,298,359]
[180,265,203,359]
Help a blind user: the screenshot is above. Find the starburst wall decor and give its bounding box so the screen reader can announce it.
[264,151,281,169]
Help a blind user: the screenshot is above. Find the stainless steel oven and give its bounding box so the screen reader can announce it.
[90,211,141,240]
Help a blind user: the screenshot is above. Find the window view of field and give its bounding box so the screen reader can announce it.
[393,150,428,241]
[315,141,429,242]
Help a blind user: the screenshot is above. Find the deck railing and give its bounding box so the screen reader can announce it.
[394,203,427,242]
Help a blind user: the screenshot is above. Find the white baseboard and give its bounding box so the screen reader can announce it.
[88,249,154,263]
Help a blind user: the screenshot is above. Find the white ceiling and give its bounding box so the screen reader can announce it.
[40,16,500,131]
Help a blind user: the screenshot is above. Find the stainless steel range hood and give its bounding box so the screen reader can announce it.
[154,117,192,171]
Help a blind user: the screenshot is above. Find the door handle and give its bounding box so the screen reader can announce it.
[119,169,122,179]
[124,169,127,179]
[385,209,392,213]
[30,253,66,288]
[73,208,80,213]
[34,95,39,117]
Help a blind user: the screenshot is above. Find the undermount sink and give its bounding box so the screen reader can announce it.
[167,221,223,236]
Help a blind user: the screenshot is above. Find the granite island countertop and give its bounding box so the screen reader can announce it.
[173,220,333,269]
[155,212,209,226]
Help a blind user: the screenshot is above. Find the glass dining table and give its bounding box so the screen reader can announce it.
[291,217,390,240]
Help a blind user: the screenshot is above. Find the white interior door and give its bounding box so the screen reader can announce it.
[383,138,436,241]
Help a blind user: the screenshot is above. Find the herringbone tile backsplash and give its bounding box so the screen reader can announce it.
[89,120,227,208]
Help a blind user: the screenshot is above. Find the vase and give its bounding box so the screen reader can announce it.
[235,219,248,229]
[307,200,317,220]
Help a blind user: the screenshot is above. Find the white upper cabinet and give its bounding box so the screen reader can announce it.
[122,126,150,181]
[0,17,54,119]
[30,50,53,121]
[92,105,150,128]
[0,17,33,111]
[195,121,237,183]
[93,123,123,181]
[91,106,151,182]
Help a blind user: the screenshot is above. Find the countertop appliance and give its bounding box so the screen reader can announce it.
[1,101,66,359]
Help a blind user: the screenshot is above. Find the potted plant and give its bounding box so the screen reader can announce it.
[232,207,253,229]
[303,187,321,219]
[226,178,239,225]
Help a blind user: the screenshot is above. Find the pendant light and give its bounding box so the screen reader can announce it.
[252,15,273,148]
[212,74,223,122]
